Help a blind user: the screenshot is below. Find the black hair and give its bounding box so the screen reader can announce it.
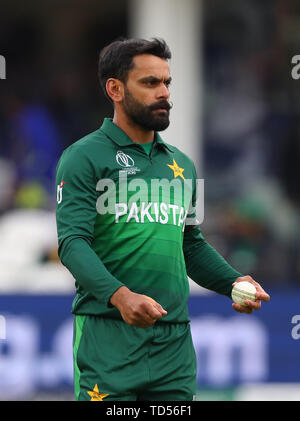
[98,37,171,101]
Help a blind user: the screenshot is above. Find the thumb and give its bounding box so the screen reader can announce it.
[145,296,168,315]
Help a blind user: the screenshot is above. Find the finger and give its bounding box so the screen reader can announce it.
[151,302,168,315]
[156,303,168,315]
[234,276,262,288]
[233,277,270,303]
[232,302,253,314]
[127,306,160,326]
[145,296,168,315]
[244,299,261,310]
[143,301,165,321]
[136,310,159,326]
[255,290,270,302]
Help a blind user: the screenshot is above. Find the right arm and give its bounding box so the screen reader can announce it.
[56,146,166,326]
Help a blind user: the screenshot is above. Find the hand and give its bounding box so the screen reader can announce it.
[109,286,168,328]
[232,275,270,314]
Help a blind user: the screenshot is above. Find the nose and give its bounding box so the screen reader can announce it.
[157,82,170,100]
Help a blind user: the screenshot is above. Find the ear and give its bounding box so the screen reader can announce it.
[106,78,124,103]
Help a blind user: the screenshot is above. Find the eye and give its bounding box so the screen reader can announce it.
[145,80,158,87]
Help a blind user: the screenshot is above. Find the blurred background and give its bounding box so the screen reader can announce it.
[0,0,299,401]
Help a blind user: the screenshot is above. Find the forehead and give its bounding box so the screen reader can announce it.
[129,54,170,79]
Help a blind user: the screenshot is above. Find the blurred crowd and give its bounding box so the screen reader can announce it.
[0,0,127,292]
[0,0,300,290]
[201,0,300,285]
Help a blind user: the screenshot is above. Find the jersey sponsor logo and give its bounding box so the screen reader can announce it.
[57,181,67,204]
[115,201,188,231]
[116,151,135,168]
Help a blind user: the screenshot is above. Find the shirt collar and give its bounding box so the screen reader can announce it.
[99,118,174,152]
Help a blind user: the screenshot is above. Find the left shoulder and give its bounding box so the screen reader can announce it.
[165,143,197,172]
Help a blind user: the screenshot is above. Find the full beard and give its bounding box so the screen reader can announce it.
[123,87,171,132]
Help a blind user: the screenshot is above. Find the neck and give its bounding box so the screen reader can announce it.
[113,111,154,144]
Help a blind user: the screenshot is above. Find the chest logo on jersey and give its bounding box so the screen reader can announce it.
[116,151,134,167]
[87,384,109,401]
[116,150,140,175]
[167,159,185,180]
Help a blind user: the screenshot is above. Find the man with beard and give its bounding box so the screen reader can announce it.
[55,38,270,401]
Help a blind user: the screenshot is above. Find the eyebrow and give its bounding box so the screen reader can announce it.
[139,75,172,84]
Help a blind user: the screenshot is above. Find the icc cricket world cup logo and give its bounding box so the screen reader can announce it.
[116,151,135,168]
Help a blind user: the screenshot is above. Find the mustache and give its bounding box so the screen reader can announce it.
[149,100,173,111]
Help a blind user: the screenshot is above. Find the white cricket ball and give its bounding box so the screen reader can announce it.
[231,281,257,306]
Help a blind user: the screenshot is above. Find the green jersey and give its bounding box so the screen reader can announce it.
[56,118,242,322]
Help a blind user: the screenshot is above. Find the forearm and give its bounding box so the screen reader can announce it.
[183,228,242,298]
[59,236,124,305]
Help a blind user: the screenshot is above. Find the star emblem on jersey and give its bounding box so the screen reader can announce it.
[87,384,109,401]
[167,159,185,179]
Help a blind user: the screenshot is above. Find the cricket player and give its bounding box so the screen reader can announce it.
[55,38,270,401]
